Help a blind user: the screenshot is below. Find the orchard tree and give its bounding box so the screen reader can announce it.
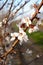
[0,0,43,65]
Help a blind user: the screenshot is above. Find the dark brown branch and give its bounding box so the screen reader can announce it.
[8,0,31,21]
[8,0,14,16]
[0,0,8,10]
[4,0,14,26]
[8,0,43,22]
[31,0,43,21]
[13,0,30,12]
[3,0,30,25]
[1,39,19,59]
[14,1,30,15]
[15,10,40,19]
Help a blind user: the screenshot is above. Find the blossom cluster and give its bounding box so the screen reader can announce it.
[17,17,39,33]
[10,17,39,45]
[10,27,28,45]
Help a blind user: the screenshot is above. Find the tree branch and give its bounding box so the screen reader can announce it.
[7,0,31,22]
[31,0,43,21]
[0,0,43,61]
[4,0,14,27]
[0,0,8,10]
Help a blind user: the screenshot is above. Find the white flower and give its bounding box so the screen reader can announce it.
[10,37,15,41]
[10,32,19,41]
[17,17,31,28]
[19,27,24,33]
[28,50,32,54]
[21,17,31,27]
[10,32,18,37]
[36,54,40,58]
[25,17,31,25]
[0,22,2,27]
[33,26,39,32]
[28,25,39,33]
[28,28,33,33]
[18,28,28,45]
[3,18,7,24]
[10,27,28,45]
[26,49,32,54]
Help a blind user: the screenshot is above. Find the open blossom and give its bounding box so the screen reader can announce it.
[10,28,28,45]
[17,17,31,28]
[0,22,2,27]
[28,28,33,33]
[18,28,28,45]
[33,26,39,32]
[24,17,31,26]
[3,18,7,24]
[26,49,32,54]
[28,25,39,33]
[10,32,19,41]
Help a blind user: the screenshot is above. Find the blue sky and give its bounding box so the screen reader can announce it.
[0,0,42,11]
[0,0,43,20]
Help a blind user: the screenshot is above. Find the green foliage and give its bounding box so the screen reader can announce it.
[26,31,43,45]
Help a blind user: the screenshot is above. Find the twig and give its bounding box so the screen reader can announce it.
[0,0,8,10]
[31,0,43,21]
[1,39,19,59]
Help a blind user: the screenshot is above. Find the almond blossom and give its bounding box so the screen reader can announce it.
[10,27,28,45]
[28,25,39,33]
[3,18,7,24]
[18,27,28,45]
[33,25,39,32]
[10,32,19,41]
[28,28,33,33]
[17,17,31,28]
[10,17,31,44]
[24,17,31,26]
